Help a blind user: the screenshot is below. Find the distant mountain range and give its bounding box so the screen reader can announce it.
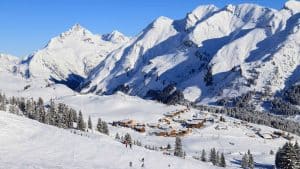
[1,0,300,110]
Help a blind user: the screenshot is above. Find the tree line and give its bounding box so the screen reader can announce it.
[0,93,109,134]
[194,104,300,136]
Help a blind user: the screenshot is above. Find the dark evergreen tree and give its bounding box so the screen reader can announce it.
[275,142,298,169]
[294,141,300,167]
[220,153,226,167]
[210,148,217,165]
[216,151,220,166]
[248,150,254,169]
[174,137,184,157]
[115,132,120,140]
[241,153,249,169]
[77,111,86,131]
[101,121,109,135]
[204,67,213,86]
[124,133,132,144]
[88,116,92,130]
[37,97,46,123]
[167,143,171,150]
[96,118,102,132]
[201,149,207,162]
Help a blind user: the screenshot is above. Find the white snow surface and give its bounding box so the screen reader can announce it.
[0,112,217,169]
[0,72,299,168]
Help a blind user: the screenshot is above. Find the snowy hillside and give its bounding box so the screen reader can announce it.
[0,112,217,169]
[0,92,298,168]
[80,1,300,107]
[0,64,299,168]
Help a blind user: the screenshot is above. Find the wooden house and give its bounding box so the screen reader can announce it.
[147,123,158,128]
[134,126,146,133]
[184,120,204,128]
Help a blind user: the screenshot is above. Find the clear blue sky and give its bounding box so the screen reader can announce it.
[0,0,287,57]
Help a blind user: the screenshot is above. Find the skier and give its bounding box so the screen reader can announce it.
[125,140,128,148]
[140,157,145,168]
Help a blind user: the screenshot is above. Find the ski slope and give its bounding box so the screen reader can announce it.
[0,112,217,169]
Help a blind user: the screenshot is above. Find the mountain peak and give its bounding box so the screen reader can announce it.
[151,16,173,28]
[0,53,18,60]
[65,23,92,35]
[283,0,300,13]
[102,30,129,43]
[70,23,85,31]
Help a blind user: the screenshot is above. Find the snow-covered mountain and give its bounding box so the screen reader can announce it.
[1,1,300,108]
[0,53,19,73]
[80,1,300,106]
[26,24,129,89]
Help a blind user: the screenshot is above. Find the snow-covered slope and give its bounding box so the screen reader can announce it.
[0,111,217,169]
[80,1,300,106]
[27,24,129,89]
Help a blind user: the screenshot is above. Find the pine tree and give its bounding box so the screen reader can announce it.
[96,118,109,135]
[276,142,298,169]
[294,141,300,167]
[0,93,6,111]
[37,97,46,123]
[9,105,17,114]
[241,153,249,169]
[88,116,92,130]
[124,133,132,144]
[210,148,217,165]
[248,150,254,169]
[216,151,220,166]
[201,149,207,162]
[220,153,226,167]
[25,99,34,118]
[174,137,183,157]
[77,111,86,131]
[101,121,109,135]
[167,143,171,150]
[204,67,213,86]
[115,132,120,140]
[96,118,102,132]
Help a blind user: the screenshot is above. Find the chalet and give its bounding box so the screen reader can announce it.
[147,123,158,128]
[134,125,146,133]
[246,133,256,138]
[184,120,204,128]
[158,118,171,124]
[172,116,185,123]
[158,124,171,130]
[117,119,135,127]
[167,129,178,137]
[151,129,169,137]
[163,112,178,117]
[215,124,228,130]
[251,127,261,132]
[192,116,206,122]
[258,132,273,139]
[177,128,192,136]
[206,117,215,122]
[163,109,188,118]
